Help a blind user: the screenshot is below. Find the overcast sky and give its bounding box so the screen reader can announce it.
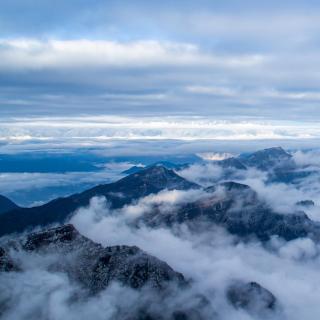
[1,0,320,121]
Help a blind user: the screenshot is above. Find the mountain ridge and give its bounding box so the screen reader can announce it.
[0,166,199,236]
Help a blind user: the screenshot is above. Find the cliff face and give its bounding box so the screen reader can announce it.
[20,224,186,292]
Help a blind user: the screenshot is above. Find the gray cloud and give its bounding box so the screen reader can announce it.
[1,2,320,119]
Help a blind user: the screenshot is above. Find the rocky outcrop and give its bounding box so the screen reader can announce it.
[0,247,18,272]
[227,281,277,313]
[20,224,186,292]
[296,200,315,208]
[0,224,210,320]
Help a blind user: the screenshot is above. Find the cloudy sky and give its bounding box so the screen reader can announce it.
[1,0,320,146]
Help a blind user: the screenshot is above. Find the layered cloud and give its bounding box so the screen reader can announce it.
[1,1,320,120]
[1,116,320,143]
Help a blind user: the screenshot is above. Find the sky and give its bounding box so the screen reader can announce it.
[1,0,320,149]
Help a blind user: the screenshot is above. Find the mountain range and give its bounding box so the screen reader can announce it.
[0,147,317,242]
[1,146,318,319]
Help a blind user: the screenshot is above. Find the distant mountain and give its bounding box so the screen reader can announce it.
[0,195,20,215]
[0,166,199,236]
[1,147,318,242]
[122,161,188,175]
[215,157,247,170]
[122,165,144,175]
[239,147,292,170]
[138,181,320,241]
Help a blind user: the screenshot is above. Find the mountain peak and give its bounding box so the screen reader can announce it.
[217,157,247,170]
[240,147,292,170]
[23,224,81,250]
[119,164,199,190]
[220,181,252,191]
[16,224,187,292]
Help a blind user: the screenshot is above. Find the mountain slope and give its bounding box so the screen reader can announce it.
[1,224,277,319]
[0,166,199,236]
[139,181,320,241]
[1,224,210,319]
[20,224,187,292]
[239,147,292,170]
[0,195,20,215]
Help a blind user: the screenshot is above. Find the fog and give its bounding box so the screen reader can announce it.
[70,196,320,320]
[2,149,320,319]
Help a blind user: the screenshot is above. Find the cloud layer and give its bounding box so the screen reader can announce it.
[1,1,320,120]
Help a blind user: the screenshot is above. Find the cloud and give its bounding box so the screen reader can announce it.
[0,165,129,206]
[0,39,265,71]
[292,150,320,167]
[68,195,320,320]
[1,2,320,121]
[1,116,320,144]
[196,152,235,161]
[4,150,320,319]
[177,163,223,186]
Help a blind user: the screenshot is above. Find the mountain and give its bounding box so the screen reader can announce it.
[0,247,18,272]
[0,195,20,215]
[239,147,292,170]
[227,281,276,313]
[1,224,277,319]
[1,224,209,319]
[215,157,247,170]
[138,181,320,241]
[122,165,144,175]
[122,161,188,176]
[0,166,199,236]
[296,200,315,208]
[20,224,187,292]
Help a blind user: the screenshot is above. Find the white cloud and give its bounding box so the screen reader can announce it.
[197,152,235,161]
[69,196,320,320]
[0,39,265,71]
[1,116,320,146]
[292,150,320,167]
[177,163,223,186]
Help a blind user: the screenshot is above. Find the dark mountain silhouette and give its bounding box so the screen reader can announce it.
[122,161,188,175]
[0,166,199,236]
[0,147,318,242]
[122,165,144,175]
[0,195,20,215]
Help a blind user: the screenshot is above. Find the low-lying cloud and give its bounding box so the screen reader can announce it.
[68,195,320,320]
